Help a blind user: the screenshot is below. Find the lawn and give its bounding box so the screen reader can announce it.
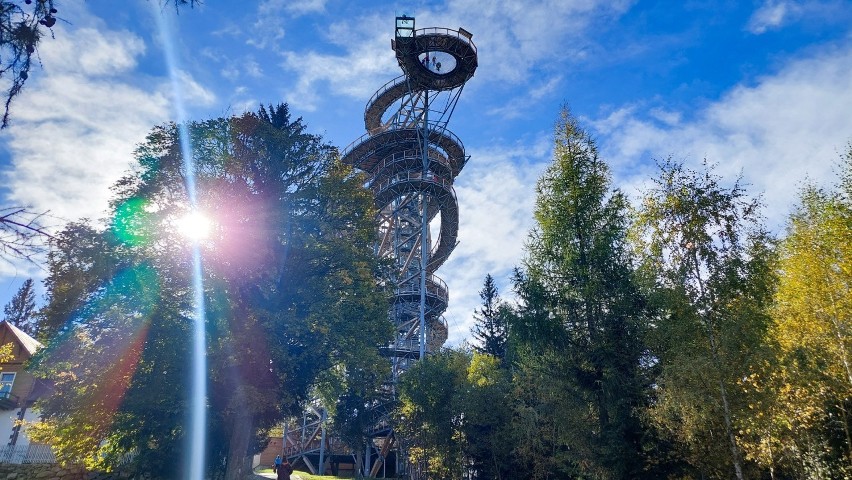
[254,467,389,479]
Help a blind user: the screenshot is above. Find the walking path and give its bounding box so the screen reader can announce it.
[252,470,305,479]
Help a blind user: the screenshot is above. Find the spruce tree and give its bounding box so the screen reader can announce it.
[470,274,508,359]
[2,278,37,336]
[512,107,650,478]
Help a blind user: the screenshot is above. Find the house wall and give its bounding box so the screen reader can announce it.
[259,437,283,466]
[0,326,38,404]
[0,326,41,448]
[0,327,34,363]
[0,408,24,446]
[0,407,40,446]
[0,365,36,401]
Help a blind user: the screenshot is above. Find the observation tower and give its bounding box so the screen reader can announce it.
[282,17,477,477]
[341,15,477,379]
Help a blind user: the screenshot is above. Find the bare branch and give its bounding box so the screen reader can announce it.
[0,206,55,266]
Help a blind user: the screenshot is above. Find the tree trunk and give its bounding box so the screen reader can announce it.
[224,407,254,480]
[718,378,745,480]
[693,253,745,480]
[354,449,363,479]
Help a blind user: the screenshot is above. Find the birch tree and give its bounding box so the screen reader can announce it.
[634,159,775,480]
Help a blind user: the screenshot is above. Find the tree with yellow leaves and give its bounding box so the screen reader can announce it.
[758,148,852,478]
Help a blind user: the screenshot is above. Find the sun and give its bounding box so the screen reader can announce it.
[174,210,212,242]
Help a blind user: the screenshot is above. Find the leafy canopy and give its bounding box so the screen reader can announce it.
[30,104,391,478]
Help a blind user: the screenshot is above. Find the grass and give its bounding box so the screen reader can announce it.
[253,466,387,480]
[293,471,350,479]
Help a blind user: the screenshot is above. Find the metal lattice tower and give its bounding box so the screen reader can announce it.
[283,18,476,478]
[341,16,477,381]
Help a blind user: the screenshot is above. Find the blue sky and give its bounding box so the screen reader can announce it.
[1,0,851,344]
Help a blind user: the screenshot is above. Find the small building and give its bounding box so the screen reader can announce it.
[257,436,283,468]
[0,321,53,463]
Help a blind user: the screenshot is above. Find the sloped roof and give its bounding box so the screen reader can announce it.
[1,321,43,356]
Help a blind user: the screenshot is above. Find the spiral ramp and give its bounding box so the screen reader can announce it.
[341,19,476,370]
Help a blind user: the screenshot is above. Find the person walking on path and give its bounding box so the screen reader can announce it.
[274,455,282,473]
[277,460,294,480]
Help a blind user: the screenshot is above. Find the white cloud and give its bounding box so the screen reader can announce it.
[37,27,147,76]
[589,41,852,232]
[221,65,240,81]
[3,26,170,223]
[0,3,214,282]
[247,0,326,50]
[279,0,632,108]
[441,137,550,345]
[214,56,263,82]
[285,0,326,16]
[747,1,790,34]
[244,59,264,78]
[170,70,216,106]
[211,23,243,39]
[279,15,398,111]
[648,107,682,127]
[487,75,563,120]
[439,0,633,84]
[247,1,288,50]
[746,1,852,34]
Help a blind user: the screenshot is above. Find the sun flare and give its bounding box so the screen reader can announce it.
[175,211,212,242]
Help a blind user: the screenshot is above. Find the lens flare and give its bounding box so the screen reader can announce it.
[151,5,208,479]
[175,211,212,243]
[112,197,151,247]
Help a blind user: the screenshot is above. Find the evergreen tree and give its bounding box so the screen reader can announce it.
[396,349,470,480]
[511,107,650,479]
[462,352,515,480]
[470,273,508,359]
[2,278,37,336]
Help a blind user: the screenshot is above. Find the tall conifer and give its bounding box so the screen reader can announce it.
[471,274,508,359]
[512,107,649,478]
[2,278,37,336]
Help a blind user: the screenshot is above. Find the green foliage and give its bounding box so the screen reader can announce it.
[511,107,651,479]
[470,274,509,360]
[460,352,514,480]
[365,111,852,480]
[393,118,852,480]
[396,350,469,480]
[0,342,13,363]
[29,104,391,478]
[395,347,517,480]
[747,149,852,477]
[633,159,776,479]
